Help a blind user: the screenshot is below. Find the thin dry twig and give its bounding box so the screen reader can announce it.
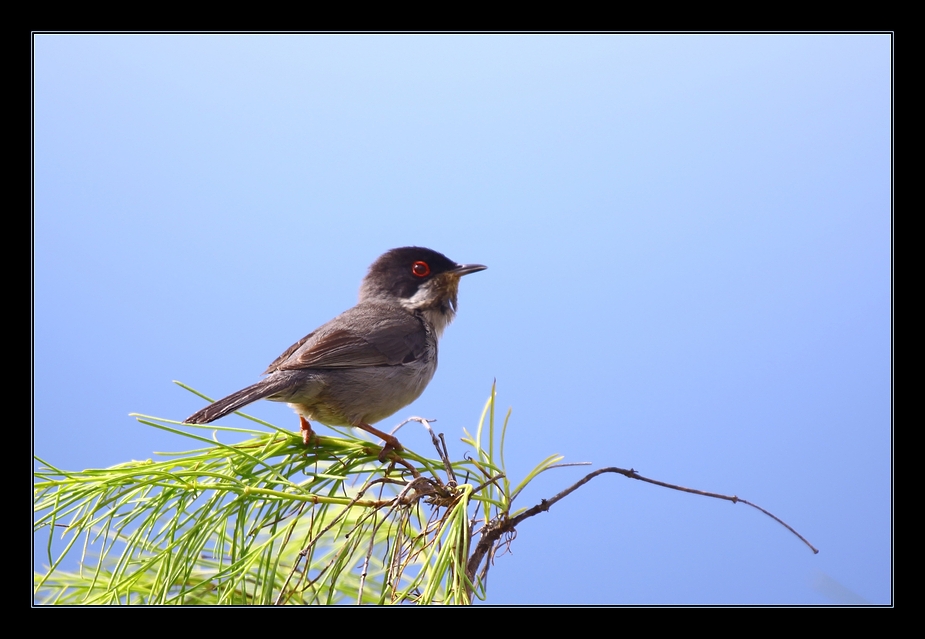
[465,465,818,594]
[471,473,506,496]
[396,416,457,486]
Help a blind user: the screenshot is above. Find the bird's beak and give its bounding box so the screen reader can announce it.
[451,263,487,277]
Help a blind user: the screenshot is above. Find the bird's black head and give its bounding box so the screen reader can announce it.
[359,247,486,326]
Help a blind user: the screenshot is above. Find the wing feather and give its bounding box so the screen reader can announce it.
[265,304,430,373]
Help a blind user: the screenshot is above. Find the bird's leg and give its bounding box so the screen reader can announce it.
[299,416,315,446]
[355,422,403,462]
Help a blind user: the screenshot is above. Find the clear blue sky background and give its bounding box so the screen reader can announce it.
[33,34,891,605]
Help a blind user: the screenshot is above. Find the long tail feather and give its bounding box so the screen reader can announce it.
[184,378,289,424]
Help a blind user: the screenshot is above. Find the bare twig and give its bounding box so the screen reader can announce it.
[471,473,506,496]
[465,465,818,593]
[438,434,457,487]
[398,416,457,486]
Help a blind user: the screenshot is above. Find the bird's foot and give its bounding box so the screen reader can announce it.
[355,422,404,462]
[299,416,315,446]
[377,435,404,462]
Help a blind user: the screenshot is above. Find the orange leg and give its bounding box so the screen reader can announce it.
[355,422,403,462]
[299,416,315,446]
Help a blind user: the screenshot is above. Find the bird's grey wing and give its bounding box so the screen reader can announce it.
[272,309,429,372]
[263,330,318,374]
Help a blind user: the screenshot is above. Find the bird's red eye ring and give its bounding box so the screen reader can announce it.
[412,261,431,277]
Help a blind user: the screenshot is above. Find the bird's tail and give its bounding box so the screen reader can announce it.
[184,377,291,424]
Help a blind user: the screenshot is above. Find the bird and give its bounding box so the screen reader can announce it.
[184,247,486,461]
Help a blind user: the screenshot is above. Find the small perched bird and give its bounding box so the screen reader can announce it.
[185,247,486,460]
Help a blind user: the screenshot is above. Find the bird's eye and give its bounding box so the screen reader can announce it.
[412,261,431,277]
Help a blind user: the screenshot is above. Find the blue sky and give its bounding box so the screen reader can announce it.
[33,34,891,605]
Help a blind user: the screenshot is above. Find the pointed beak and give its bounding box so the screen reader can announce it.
[451,263,487,277]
